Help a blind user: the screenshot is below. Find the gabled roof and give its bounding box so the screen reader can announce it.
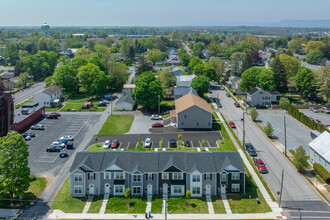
[247,87,280,96]
[43,85,62,96]
[309,131,330,162]
[116,94,135,105]
[123,84,136,89]
[270,91,281,96]
[247,87,259,95]
[174,87,198,100]
[175,93,212,114]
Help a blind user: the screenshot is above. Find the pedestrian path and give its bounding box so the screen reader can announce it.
[206,194,214,214]
[221,193,232,214]
[155,148,158,151]
[197,147,201,151]
[162,148,166,151]
[99,193,109,214]
[146,195,152,214]
[82,196,93,214]
[205,147,209,151]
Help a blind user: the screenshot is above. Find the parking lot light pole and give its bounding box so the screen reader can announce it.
[243,112,245,149]
[284,116,287,156]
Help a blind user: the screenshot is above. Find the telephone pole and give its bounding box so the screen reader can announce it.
[279,169,284,207]
[284,116,287,156]
[243,112,246,149]
[158,95,160,116]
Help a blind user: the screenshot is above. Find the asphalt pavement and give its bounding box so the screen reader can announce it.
[13,81,46,104]
[211,85,330,220]
[300,109,330,127]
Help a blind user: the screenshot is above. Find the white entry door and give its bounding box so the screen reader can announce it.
[205,184,211,195]
[221,184,226,194]
[105,183,110,194]
[147,184,152,195]
[163,183,168,194]
[89,184,94,195]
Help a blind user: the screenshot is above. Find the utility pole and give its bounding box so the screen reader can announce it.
[165,198,167,220]
[284,116,287,156]
[279,169,284,207]
[110,100,112,115]
[158,95,160,115]
[243,112,245,149]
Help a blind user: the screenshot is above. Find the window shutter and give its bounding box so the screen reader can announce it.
[152,174,154,180]
[210,174,212,181]
[93,173,95,180]
[204,174,206,180]
[146,174,148,180]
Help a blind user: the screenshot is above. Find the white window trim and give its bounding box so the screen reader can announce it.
[173,172,183,180]
[231,184,240,192]
[114,185,125,195]
[205,174,211,181]
[192,175,200,182]
[133,174,141,182]
[74,185,83,194]
[104,172,111,180]
[221,173,227,182]
[171,185,184,196]
[74,173,83,182]
[147,173,153,181]
[231,172,240,180]
[162,173,169,180]
[115,172,125,180]
[132,186,142,194]
[192,187,201,195]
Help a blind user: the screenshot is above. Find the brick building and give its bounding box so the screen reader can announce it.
[0,78,14,137]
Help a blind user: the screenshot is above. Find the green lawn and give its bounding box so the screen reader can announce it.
[45,107,62,112]
[0,177,47,209]
[212,113,237,152]
[88,196,104,213]
[87,142,109,151]
[151,196,163,213]
[51,177,88,213]
[105,197,147,213]
[98,114,134,135]
[212,196,226,214]
[167,197,208,214]
[60,96,105,112]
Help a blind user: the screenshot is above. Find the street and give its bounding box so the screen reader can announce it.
[13,81,46,104]
[211,85,330,220]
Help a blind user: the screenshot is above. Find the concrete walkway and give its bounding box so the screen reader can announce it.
[146,195,152,214]
[205,147,209,151]
[196,147,201,151]
[206,195,214,214]
[99,193,109,214]
[221,193,232,214]
[82,196,94,214]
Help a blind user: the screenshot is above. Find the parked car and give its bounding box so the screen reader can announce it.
[184,141,191,148]
[46,112,58,119]
[144,138,152,148]
[321,107,330,114]
[309,107,318,113]
[52,141,66,148]
[23,131,35,138]
[25,136,31,141]
[97,101,107,107]
[100,99,110,104]
[208,88,212,93]
[256,105,268,109]
[66,141,74,149]
[152,123,163,128]
[219,86,224,90]
[57,138,68,145]
[61,135,74,141]
[229,121,236,128]
[103,140,110,149]
[234,103,240,108]
[253,157,268,173]
[46,145,62,152]
[31,124,45,130]
[170,139,177,148]
[111,139,119,148]
[226,93,231,97]
[82,102,93,109]
[151,115,163,120]
[245,143,258,157]
[217,102,222,108]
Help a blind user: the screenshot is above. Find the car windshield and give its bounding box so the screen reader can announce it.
[258,162,264,166]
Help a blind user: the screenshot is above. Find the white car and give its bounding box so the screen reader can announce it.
[61,135,74,141]
[144,138,152,148]
[309,107,318,113]
[25,136,31,141]
[52,141,65,148]
[103,140,110,149]
[151,115,162,120]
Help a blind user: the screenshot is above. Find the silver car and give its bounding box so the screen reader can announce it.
[144,138,152,148]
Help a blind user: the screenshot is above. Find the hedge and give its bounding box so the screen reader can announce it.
[313,163,330,184]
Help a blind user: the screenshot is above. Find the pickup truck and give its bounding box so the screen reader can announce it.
[253,157,268,173]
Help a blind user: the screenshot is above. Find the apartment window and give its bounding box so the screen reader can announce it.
[184,114,187,118]
[182,122,184,125]
[133,187,141,194]
[197,122,199,126]
[173,186,182,194]
[231,184,240,192]
[74,174,83,182]
[231,172,240,180]
[74,185,83,194]
[87,172,95,180]
[146,173,153,181]
[104,172,110,180]
[133,175,141,182]
[173,173,183,180]
[115,186,124,194]
[205,174,212,181]
[162,173,169,180]
[115,172,124,180]
[192,175,200,182]
[192,187,200,194]
[221,174,227,182]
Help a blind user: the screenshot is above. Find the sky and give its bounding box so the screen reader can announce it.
[0,0,329,26]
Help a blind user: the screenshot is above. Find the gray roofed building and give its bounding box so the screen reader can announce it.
[309,131,330,174]
[115,94,136,111]
[33,85,63,108]
[43,85,63,96]
[176,74,196,87]
[174,87,198,100]
[247,87,281,107]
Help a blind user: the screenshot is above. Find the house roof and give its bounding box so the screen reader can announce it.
[176,74,196,87]
[123,84,136,89]
[43,85,62,96]
[116,94,135,105]
[70,151,244,174]
[309,131,330,162]
[175,93,212,114]
[269,91,281,96]
[247,87,259,95]
[174,87,198,100]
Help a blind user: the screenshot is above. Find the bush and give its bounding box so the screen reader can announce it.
[265,122,274,137]
[29,174,36,181]
[250,108,258,121]
[94,136,98,142]
[313,163,330,184]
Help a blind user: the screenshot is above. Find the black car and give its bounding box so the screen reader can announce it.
[256,105,268,109]
[97,101,107,107]
[23,131,36,138]
[66,141,74,149]
[226,93,231,97]
[46,113,58,119]
[184,141,191,148]
[217,102,222,108]
[245,143,258,157]
[46,145,62,152]
[170,139,177,148]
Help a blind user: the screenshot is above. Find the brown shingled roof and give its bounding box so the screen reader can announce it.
[175,93,212,114]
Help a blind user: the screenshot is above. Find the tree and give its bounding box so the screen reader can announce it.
[54,65,79,94]
[107,61,128,91]
[45,75,54,87]
[188,57,202,71]
[19,54,50,81]
[136,55,153,75]
[91,71,110,97]
[159,69,176,88]
[305,41,326,54]
[295,67,317,98]
[209,58,225,82]
[132,72,165,110]
[289,38,304,54]
[257,68,276,91]
[239,67,260,92]
[0,131,31,203]
[242,35,264,50]
[241,53,253,73]
[104,37,115,48]
[193,42,205,58]
[125,188,131,206]
[265,122,274,137]
[271,57,287,93]
[306,50,324,65]
[178,133,182,140]
[193,63,216,81]
[231,52,245,76]
[207,41,225,57]
[88,56,106,72]
[147,49,163,64]
[18,72,29,89]
[316,66,330,104]
[178,47,190,66]
[279,97,290,110]
[191,75,210,96]
[274,36,288,49]
[94,44,110,60]
[293,146,309,172]
[279,54,300,80]
[120,39,130,56]
[251,51,261,64]
[4,43,19,65]
[250,108,258,121]
[186,190,191,200]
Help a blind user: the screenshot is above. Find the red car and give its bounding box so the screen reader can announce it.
[111,139,119,148]
[229,121,236,128]
[52,112,61,117]
[234,103,240,108]
[253,158,268,173]
[152,123,163,128]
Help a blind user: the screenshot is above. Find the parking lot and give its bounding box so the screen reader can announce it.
[26,113,101,175]
[94,131,223,149]
[299,109,330,127]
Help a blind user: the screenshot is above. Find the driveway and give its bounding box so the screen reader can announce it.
[126,111,158,134]
[256,110,313,155]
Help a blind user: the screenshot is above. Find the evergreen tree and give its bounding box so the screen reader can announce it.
[271,57,287,93]
[241,53,253,73]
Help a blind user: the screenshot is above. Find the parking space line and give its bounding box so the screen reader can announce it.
[121,149,124,151]
[207,140,211,148]
[73,115,92,137]
[191,141,194,148]
[197,147,201,152]
[118,143,122,149]
[155,148,158,152]
[205,147,209,151]
[126,142,130,149]
[135,142,138,148]
[167,141,169,148]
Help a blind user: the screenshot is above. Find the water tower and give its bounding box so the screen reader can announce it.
[41,22,50,37]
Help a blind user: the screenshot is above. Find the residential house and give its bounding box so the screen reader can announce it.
[33,85,63,108]
[309,131,330,173]
[227,76,243,94]
[0,72,14,79]
[172,93,212,130]
[202,49,209,59]
[172,67,185,76]
[61,48,78,58]
[176,74,196,87]
[123,84,136,95]
[69,151,245,197]
[246,87,281,107]
[115,94,135,111]
[173,87,198,100]
[326,60,330,66]
[166,55,181,66]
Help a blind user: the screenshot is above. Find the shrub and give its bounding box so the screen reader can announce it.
[313,163,330,184]
[293,146,309,172]
[29,174,36,181]
[250,108,258,121]
[265,122,274,137]
[94,136,98,142]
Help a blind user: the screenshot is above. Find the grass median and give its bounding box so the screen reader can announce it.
[98,114,134,135]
